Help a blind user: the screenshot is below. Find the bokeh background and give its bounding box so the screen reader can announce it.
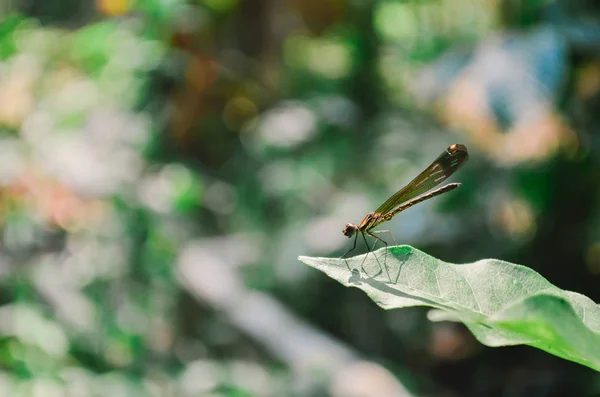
[1,0,600,396]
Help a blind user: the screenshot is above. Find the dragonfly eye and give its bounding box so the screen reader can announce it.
[342,223,358,237]
[448,143,467,156]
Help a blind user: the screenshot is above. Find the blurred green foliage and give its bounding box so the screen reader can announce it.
[0,0,600,396]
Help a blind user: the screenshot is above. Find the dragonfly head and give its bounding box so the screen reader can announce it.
[343,223,358,238]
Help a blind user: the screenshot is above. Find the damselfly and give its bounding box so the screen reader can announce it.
[342,144,469,277]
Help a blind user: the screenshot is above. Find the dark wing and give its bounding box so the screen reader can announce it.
[375,144,469,214]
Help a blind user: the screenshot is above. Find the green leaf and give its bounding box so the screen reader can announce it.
[298,245,600,371]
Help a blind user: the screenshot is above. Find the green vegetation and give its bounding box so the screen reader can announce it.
[300,246,600,371]
[1,0,600,395]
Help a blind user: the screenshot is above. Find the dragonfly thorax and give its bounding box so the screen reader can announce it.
[342,223,358,238]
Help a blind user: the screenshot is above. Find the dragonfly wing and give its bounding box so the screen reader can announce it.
[375,144,468,214]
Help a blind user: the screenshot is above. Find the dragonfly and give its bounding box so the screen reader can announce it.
[342,143,469,278]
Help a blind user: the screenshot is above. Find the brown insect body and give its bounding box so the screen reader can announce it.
[343,212,383,238]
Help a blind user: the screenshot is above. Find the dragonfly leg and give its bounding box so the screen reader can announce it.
[356,232,389,281]
[340,232,359,272]
[371,230,397,246]
[368,230,398,282]
[341,232,359,258]
[358,232,382,278]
